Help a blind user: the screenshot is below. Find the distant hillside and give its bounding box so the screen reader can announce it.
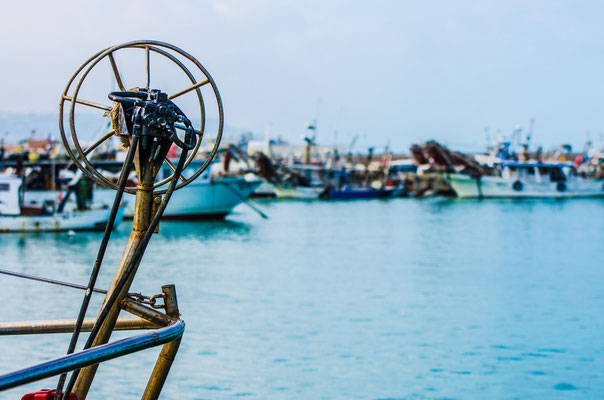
[0,112,244,142]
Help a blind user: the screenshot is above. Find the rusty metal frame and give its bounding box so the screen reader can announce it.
[0,317,158,335]
[0,284,184,400]
[1,40,224,400]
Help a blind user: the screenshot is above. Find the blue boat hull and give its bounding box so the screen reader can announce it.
[324,188,395,200]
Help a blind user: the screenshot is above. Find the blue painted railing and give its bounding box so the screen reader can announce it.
[0,320,185,391]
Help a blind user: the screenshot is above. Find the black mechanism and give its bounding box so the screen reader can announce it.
[108,89,197,150]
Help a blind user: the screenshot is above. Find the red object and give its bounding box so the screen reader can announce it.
[574,155,584,168]
[21,389,78,400]
[167,143,179,159]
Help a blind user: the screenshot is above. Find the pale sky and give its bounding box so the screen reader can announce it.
[1,0,603,153]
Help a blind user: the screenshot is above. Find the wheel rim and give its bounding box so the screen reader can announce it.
[59,40,223,195]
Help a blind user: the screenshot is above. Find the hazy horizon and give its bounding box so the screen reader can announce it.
[1,0,603,153]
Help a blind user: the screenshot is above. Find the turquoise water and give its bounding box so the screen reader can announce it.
[1,198,604,399]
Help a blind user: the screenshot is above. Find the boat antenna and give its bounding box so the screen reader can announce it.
[527,118,534,147]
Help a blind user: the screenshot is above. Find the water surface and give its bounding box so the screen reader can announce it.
[1,198,603,399]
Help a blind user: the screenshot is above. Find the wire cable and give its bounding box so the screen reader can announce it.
[54,135,139,400]
[62,142,189,399]
[0,268,106,294]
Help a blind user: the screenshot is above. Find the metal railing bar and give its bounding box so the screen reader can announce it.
[0,320,184,391]
[0,317,158,336]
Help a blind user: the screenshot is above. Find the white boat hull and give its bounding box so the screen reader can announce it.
[251,180,277,197]
[99,177,262,219]
[448,173,604,198]
[23,177,262,219]
[274,186,324,199]
[0,206,123,233]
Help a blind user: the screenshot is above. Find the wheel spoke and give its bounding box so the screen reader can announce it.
[164,158,187,182]
[108,53,126,91]
[145,45,150,90]
[83,130,116,156]
[62,95,112,111]
[168,79,210,100]
[175,124,202,136]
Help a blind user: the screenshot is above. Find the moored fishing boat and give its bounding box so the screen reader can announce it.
[102,173,262,219]
[0,175,123,232]
[17,159,263,220]
[271,163,326,199]
[448,161,604,198]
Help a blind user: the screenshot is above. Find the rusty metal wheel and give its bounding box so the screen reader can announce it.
[59,40,223,194]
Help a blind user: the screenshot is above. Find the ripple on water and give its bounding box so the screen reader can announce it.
[496,356,523,361]
[521,352,550,358]
[380,332,406,337]
[202,385,231,391]
[197,350,218,356]
[554,383,578,391]
[538,348,566,353]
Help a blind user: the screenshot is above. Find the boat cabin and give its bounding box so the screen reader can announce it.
[496,161,573,183]
[289,164,327,187]
[0,176,23,215]
[0,175,59,216]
